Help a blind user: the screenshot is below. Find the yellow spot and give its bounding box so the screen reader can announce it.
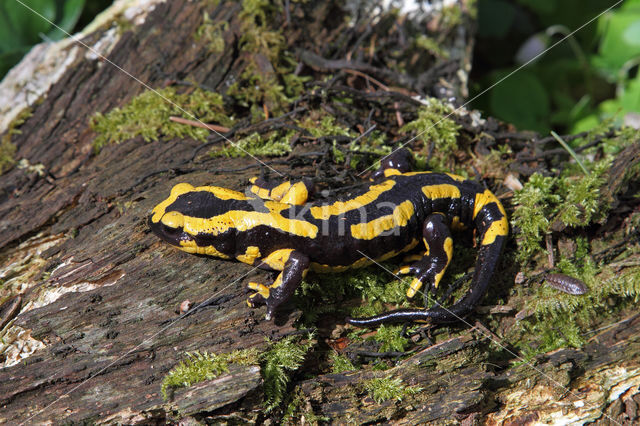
[160,211,184,229]
[423,238,430,256]
[481,218,509,245]
[251,185,271,199]
[421,184,461,200]
[179,240,230,259]
[248,282,270,298]
[271,181,292,200]
[262,249,294,270]
[237,246,261,265]
[397,266,411,274]
[350,200,414,240]
[406,278,423,298]
[473,189,507,219]
[433,237,453,289]
[270,274,283,289]
[383,168,401,177]
[310,180,396,220]
[280,182,309,205]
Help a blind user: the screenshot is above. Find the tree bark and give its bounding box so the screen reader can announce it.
[0,0,638,424]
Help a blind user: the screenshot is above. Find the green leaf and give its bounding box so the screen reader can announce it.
[5,0,55,45]
[593,10,640,78]
[489,70,550,133]
[47,0,86,40]
[477,0,516,38]
[620,73,640,112]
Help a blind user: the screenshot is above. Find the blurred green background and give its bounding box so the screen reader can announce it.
[472,0,640,134]
[1,0,638,135]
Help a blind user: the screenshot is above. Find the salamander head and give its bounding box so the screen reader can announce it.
[149,183,248,258]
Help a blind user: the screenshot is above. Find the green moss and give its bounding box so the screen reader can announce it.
[362,376,421,404]
[224,0,310,121]
[161,348,259,400]
[512,248,640,361]
[329,351,356,374]
[511,174,561,263]
[212,129,293,157]
[261,332,315,412]
[0,108,32,175]
[512,159,611,264]
[90,87,233,151]
[400,99,461,171]
[195,12,227,53]
[373,324,410,353]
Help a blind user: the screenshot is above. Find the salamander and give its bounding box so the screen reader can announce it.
[149,150,508,327]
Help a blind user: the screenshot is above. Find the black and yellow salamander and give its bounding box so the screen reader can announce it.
[149,150,508,327]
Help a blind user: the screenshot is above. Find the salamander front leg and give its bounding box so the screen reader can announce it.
[397,213,453,305]
[247,251,310,320]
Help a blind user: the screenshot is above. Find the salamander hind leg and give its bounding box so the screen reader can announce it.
[397,213,453,305]
[246,250,310,320]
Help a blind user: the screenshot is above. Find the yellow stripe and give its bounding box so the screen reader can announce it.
[183,209,318,238]
[152,183,248,223]
[280,182,309,205]
[481,218,509,245]
[271,182,292,200]
[350,200,414,240]
[421,184,461,200]
[310,180,396,220]
[473,189,507,219]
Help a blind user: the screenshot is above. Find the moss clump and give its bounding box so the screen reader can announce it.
[90,87,233,151]
[512,243,640,361]
[373,324,410,353]
[161,348,259,400]
[262,332,315,411]
[400,99,461,171]
[195,12,227,54]
[212,129,293,158]
[511,159,610,264]
[225,0,310,121]
[329,351,356,374]
[363,376,421,404]
[1,108,32,175]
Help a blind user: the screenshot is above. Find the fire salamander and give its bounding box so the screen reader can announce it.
[149,150,508,327]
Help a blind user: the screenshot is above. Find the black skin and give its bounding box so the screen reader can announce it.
[405,213,453,304]
[247,251,310,320]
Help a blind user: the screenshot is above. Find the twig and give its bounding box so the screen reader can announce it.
[550,131,590,176]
